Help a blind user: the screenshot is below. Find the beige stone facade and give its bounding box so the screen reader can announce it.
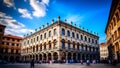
[105,0,120,62]
[21,17,99,62]
[100,43,108,59]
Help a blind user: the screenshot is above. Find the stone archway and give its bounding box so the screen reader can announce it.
[10,56,14,62]
[0,55,2,60]
[15,56,20,62]
[39,54,42,60]
[61,52,66,60]
[68,52,71,60]
[43,53,47,60]
[36,54,38,61]
[73,53,76,62]
[78,53,80,60]
[53,52,58,60]
[4,56,8,61]
[48,53,51,60]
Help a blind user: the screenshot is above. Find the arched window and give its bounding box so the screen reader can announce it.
[44,43,46,50]
[72,32,75,38]
[62,28,65,35]
[76,33,79,39]
[85,36,87,41]
[81,35,83,40]
[40,35,42,40]
[88,38,90,43]
[44,33,46,39]
[95,40,97,44]
[67,30,70,36]
[40,44,42,51]
[37,36,39,41]
[68,41,70,49]
[73,42,75,50]
[115,12,119,22]
[62,40,65,49]
[54,29,57,35]
[92,39,94,43]
[49,31,51,37]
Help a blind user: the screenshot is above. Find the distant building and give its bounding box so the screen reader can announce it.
[105,0,120,62]
[0,24,22,62]
[21,16,99,62]
[0,24,6,46]
[100,43,108,59]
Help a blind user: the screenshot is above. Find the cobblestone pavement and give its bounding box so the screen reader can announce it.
[0,63,120,68]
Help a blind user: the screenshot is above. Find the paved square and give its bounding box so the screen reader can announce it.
[0,63,120,68]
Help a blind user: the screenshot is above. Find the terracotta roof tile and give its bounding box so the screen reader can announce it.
[3,34,23,39]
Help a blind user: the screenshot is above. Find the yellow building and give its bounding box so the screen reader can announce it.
[100,43,108,59]
[21,16,99,62]
[105,0,120,62]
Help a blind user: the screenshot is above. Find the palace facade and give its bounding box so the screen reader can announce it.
[105,0,120,62]
[100,43,108,59]
[21,17,99,62]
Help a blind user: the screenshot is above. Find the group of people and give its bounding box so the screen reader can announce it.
[30,59,97,68]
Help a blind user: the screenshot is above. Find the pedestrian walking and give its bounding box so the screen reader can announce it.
[30,59,35,68]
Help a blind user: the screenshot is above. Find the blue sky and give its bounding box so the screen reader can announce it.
[0,0,112,43]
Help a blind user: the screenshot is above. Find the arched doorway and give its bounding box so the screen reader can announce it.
[78,53,80,60]
[43,53,47,60]
[36,54,38,61]
[10,56,14,62]
[30,55,32,60]
[15,56,20,62]
[61,52,66,60]
[48,53,51,60]
[39,54,42,60]
[0,55,2,60]
[53,52,58,60]
[73,53,76,63]
[82,54,85,60]
[4,56,8,61]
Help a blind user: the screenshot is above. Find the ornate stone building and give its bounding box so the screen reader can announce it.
[105,0,120,62]
[21,16,99,62]
[0,24,22,62]
[100,42,108,59]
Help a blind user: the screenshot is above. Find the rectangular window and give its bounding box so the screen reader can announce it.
[0,28,2,32]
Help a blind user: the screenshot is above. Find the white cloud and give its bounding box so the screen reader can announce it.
[3,0,16,9]
[65,15,83,24]
[42,0,49,5]
[0,12,34,37]
[18,8,32,19]
[0,12,24,28]
[30,0,49,18]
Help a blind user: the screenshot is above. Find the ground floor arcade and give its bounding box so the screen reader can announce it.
[21,51,99,62]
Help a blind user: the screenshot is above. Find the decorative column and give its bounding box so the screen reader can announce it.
[76,53,78,60]
[80,53,82,60]
[58,52,61,60]
[66,52,68,61]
